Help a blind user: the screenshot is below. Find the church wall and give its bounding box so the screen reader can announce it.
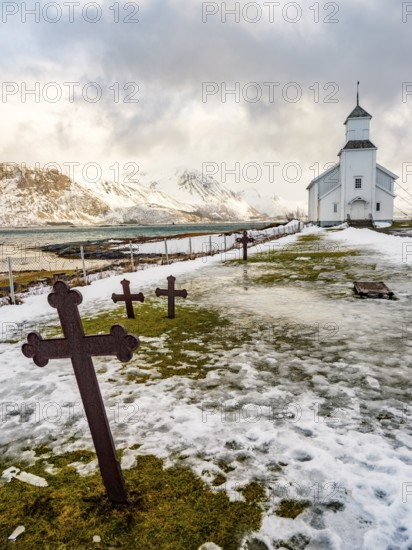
[318,186,341,225]
[341,149,376,218]
[318,167,340,197]
[376,169,393,192]
[308,166,340,222]
[308,182,318,221]
[375,187,394,221]
[345,118,370,141]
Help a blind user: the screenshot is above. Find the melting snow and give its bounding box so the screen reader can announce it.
[1,225,412,548]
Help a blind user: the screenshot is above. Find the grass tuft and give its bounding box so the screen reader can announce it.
[0,451,263,549]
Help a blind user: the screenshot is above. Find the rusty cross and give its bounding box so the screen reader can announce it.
[155,275,187,319]
[22,280,139,504]
[112,278,144,319]
[236,230,255,261]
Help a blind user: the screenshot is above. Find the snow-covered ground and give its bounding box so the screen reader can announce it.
[1,224,412,549]
[114,222,300,256]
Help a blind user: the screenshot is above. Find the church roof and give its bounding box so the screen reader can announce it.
[339,140,377,153]
[344,104,372,124]
[306,163,339,189]
[376,163,398,180]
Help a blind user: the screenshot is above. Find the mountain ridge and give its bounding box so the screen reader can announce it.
[0,164,307,227]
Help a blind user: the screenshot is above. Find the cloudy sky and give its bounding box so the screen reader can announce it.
[1,0,412,207]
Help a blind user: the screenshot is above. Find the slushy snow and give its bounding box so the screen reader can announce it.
[1,223,412,549]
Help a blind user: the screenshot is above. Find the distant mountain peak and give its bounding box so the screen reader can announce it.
[0,164,267,226]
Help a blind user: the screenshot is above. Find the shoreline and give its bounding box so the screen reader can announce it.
[0,221,302,298]
[0,219,273,231]
[0,220,283,250]
[37,222,283,253]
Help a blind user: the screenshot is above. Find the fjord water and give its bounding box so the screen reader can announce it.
[0,222,268,246]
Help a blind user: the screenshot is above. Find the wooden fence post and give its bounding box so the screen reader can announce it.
[129,241,135,272]
[80,246,87,283]
[164,238,169,264]
[7,257,15,305]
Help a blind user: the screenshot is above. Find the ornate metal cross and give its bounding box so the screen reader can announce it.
[236,230,255,261]
[155,275,187,319]
[112,278,144,319]
[22,280,139,504]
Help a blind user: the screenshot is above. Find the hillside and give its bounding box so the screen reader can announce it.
[0,164,266,226]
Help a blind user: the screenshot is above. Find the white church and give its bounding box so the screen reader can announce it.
[307,93,398,226]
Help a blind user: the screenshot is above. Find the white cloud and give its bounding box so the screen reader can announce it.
[0,0,411,203]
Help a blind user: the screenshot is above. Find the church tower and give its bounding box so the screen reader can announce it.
[339,85,377,222]
[306,84,397,226]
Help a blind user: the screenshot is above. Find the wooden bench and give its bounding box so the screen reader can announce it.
[353,281,394,299]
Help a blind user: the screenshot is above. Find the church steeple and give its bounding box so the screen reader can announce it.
[344,106,372,125]
[340,87,376,150]
[307,88,396,227]
[344,83,372,125]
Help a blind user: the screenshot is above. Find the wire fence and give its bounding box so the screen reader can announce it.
[0,222,304,305]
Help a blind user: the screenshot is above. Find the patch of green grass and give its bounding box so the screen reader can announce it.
[44,450,96,469]
[0,451,263,550]
[240,482,266,504]
[384,221,410,229]
[229,232,359,287]
[0,270,77,289]
[211,473,227,486]
[296,234,323,243]
[55,300,252,382]
[4,297,254,377]
[253,252,355,285]
[275,498,310,519]
[273,534,311,549]
[214,459,236,474]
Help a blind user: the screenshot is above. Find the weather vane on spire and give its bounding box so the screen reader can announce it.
[357,81,360,106]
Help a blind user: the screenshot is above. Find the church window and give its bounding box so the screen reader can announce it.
[333,203,338,213]
[355,178,362,189]
[376,202,381,211]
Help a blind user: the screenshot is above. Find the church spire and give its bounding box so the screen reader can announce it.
[344,85,372,125]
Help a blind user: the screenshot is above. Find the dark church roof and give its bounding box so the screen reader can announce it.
[343,140,376,150]
[338,140,377,155]
[344,105,372,124]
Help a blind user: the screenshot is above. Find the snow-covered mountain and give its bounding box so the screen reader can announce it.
[241,188,307,219]
[0,164,265,227]
[152,170,263,221]
[0,164,110,226]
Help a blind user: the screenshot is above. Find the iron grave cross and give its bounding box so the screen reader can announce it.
[236,230,255,261]
[155,275,188,319]
[22,280,139,504]
[112,278,144,319]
